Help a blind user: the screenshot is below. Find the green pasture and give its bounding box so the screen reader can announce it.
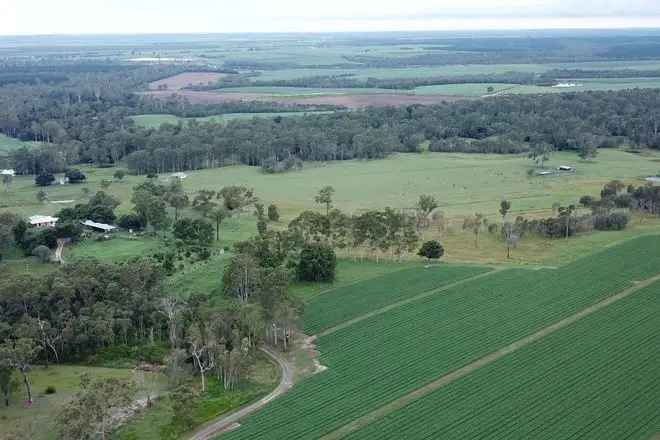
[0,133,40,155]
[1,365,166,440]
[131,111,336,129]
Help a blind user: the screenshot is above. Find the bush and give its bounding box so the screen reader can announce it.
[45,385,56,394]
[35,173,55,186]
[297,243,336,282]
[268,204,280,222]
[65,168,86,184]
[418,240,445,261]
[118,213,146,231]
[32,245,52,263]
[173,218,214,246]
[593,212,630,231]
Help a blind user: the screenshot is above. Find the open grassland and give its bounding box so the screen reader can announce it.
[131,111,335,129]
[344,279,660,440]
[253,60,660,82]
[1,365,165,440]
[303,265,490,335]
[0,133,40,155]
[222,236,660,440]
[2,149,660,267]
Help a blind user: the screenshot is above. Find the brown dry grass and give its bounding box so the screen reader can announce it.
[148,72,229,91]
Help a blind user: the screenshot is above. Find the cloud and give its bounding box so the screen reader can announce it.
[1,0,660,35]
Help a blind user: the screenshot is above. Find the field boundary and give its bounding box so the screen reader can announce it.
[316,268,501,338]
[319,272,660,440]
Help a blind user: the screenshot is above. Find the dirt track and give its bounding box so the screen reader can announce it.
[188,346,293,440]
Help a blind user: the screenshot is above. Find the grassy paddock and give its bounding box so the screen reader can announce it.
[0,365,165,440]
[131,111,336,129]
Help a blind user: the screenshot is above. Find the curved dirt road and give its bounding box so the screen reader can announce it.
[189,346,293,440]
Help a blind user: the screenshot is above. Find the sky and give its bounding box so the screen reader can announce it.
[2,0,660,35]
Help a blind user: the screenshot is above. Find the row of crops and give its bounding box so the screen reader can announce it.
[303,264,490,335]
[344,279,660,440]
[222,236,660,440]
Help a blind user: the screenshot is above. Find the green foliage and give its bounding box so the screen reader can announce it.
[304,265,488,334]
[297,243,337,283]
[267,204,280,222]
[417,240,444,260]
[224,236,660,440]
[342,280,660,440]
[172,218,214,246]
[44,385,56,395]
[31,244,52,263]
[35,173,55,187]
[64,168,86,184]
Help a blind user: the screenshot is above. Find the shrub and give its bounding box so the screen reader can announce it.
[297,243,336,282]
[268,204,280,222]
[32,245,52,263]
[418,240,445,261]
[593,212,630,231]
[118,213,146,231]
[65,168,86,184]
[35,173,55,186]
[45,385,56,394]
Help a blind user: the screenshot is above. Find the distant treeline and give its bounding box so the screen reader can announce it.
[7,89,660,175]
[193,69,660,92]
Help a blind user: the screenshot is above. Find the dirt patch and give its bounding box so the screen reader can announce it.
[149,72,229,91]
[141,90,469,109]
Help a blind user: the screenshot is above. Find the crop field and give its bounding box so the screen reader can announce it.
[343,279,660,440]
[131,111,335,129]
[148,71,230,90]
[222,236,660,440]
[303,264,490,335]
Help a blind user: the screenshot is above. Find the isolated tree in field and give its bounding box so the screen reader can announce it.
[418,240,444,262]
[297,243,337,282]
[499,200,511,222]
[35,173,55,187]
[209,207,228,241]
[579,143,598,161]
[218,186,257,214]
[173,218,214,246]
[463,213,487,248]
[528,142,553,169]
[57,375,135,440]
[0,338,41,404]
[192,189,217,216]
[35,189,48,204]
[131,188,169,230]
[113,169,126,181]
[315,186,335,215]
[187,325,215,392]
[502,222,520,259]
[160,297,184,348]
[558,204,577,239]
[416,194,438,230]
[268,204,280,222]
[165,181,189,220]
[2,173,12,192]
[65,168,86,184]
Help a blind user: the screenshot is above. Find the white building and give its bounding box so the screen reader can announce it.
[1,169,15,177]
[29,215,58,228]
[81,220,117,232]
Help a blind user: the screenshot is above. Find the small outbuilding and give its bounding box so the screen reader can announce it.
[170,172,188,180]
[558,165,574,171]
[81,220,117,233]
[1,169,15,176]
[645,176,660,184]
[29,215,58,228]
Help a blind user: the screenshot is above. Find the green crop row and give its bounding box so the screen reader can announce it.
[303,264,490,335]
[221,236,660,440]
[345,279,660,440]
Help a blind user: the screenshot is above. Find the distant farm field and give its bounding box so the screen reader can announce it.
[148,71,230,90]
[0,133,40,155]
[131,111,335,129]
[223,236,660,440]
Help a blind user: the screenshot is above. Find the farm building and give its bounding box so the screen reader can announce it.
[1,169,15,176]
[81,220,117,232]
[170,172,188,180]
[558,165,574,171]
[645,176,660,184]
[29,215,58,228]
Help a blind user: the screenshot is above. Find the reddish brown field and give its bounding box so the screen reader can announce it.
[142,90,468,108]
[148,72,229,91]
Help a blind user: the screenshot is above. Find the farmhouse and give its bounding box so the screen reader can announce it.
[171,172,188,180]
[645,176,660,184]
[29,215,58,228]
[81,220,117,232]
[1,169,15,176]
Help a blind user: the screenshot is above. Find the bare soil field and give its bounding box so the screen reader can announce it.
[142,90,467,108]
[148,72,228,91]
